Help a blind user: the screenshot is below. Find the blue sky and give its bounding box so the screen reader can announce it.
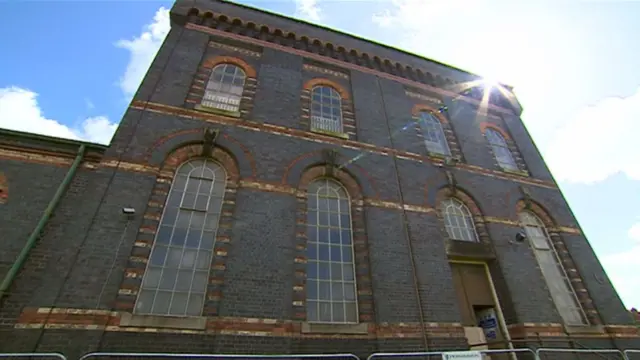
[1,0,639,309]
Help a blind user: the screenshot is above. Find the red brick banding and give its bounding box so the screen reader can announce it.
[303,78,351,101]
[201,55,257,78]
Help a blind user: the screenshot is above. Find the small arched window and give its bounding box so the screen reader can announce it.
[441,198,478,242]
[485,128,517,170]
[135,159,227,316]
[519,211,586,325]
[202,64,246,112]
[418,111,450,156]
[310,86,343,134]
[306,179,357,323]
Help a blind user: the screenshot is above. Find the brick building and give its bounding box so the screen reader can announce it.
[1,0,638,358]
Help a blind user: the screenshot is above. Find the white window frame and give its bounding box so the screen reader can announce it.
[441,198,479,242]
[485,128,517,170]
[519,211,587,325]
[201,64,246,112]
[305,178,358,324]
[310,86,344,134]
[418,111,450,156]
[134,159,226,317]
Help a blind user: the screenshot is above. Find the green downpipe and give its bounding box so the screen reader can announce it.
[0,144,86,299]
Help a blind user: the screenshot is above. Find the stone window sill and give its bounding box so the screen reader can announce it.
[301,322,368,334]
[310,128,350,140]
[194,104,241,118]
[501,167,529,177]
[119,312,207,330]
[564,324,605,334]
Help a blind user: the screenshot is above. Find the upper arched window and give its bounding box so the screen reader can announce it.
[306,179,357,323]
[441,198,478,242]
[418,111,450,156]
[310,86,343,134]
[135,159,227,316]
[519,211,586,325]
[202,64,246,112]
[485,128,517,170]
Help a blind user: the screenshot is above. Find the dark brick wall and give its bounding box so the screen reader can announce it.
[253,48,303,127]
[0,160,68,287]
[1,1,636,357]
[220,189,297,319]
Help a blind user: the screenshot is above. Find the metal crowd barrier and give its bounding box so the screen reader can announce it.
[79,353,361,360]
[367,348,536,360]
[0,354,67,360]
[536,348,624,360]
[624,350,640,360]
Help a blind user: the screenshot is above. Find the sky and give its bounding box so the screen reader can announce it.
[0,0,639,310]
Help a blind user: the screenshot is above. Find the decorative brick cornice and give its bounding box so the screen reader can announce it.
[183,22,515,115]
[405,91,443,105]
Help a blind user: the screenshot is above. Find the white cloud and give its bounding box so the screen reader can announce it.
[116,7,170,98]
[0,87,116,145]
[294,0,322,22]
[545,89,640,184]
[602,221,640,309]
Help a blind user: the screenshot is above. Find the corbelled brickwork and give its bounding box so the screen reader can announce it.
[1,0,638,357]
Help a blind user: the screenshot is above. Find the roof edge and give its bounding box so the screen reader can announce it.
[0,128,109,151]
[215,0,513,89]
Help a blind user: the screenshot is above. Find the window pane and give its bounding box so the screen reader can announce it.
[142,267,162,288]
[196,250,212,270]
[307,280,318,299]
[331,282,344,301]
[318,281,331,300]
[135,290,154,313]
[318,302,331,321]
[306,243,317,259]
[319,263,330,279]
[330,246,341,262]
[307,301,318,321]
[159,269,178,290]
[169,293,188,315]
[192,271,208,292]
[149,246,168,266]
[152,291,171,314]
[345,302,358,323]
[332,303,345,322]
[344,283,356,301]
[166,248,183,267]
[175,270,193,291]
[307,262,318,279]
[171,228,187,246]
[185,229,202,248]
[186,294,204,316]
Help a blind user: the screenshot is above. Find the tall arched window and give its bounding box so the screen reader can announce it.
[135,159,226,316]
[310,86,343,134]
[441,198,478,242]
[202,64,246,112]
[306,179,357,323]
[485,129,517,170]
[418,111,450,156]
[519,211,586,325]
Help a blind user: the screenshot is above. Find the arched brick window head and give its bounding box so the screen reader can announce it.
[418,111,450,156]
[519,211,587,325]
[441,198,478,242]
[306,178,358,323]
[135,159,227,316]
[202,64,246,112]
[485,128,517,170]
[310,86,343,134]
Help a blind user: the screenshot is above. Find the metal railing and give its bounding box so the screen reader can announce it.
[79,353,360,360]
[0,354,67,360]
[536,348,625,360]
[625,350,640,360]
[367,348,536,360]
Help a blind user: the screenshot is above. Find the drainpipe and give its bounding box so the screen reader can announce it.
[0,144,86,300]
